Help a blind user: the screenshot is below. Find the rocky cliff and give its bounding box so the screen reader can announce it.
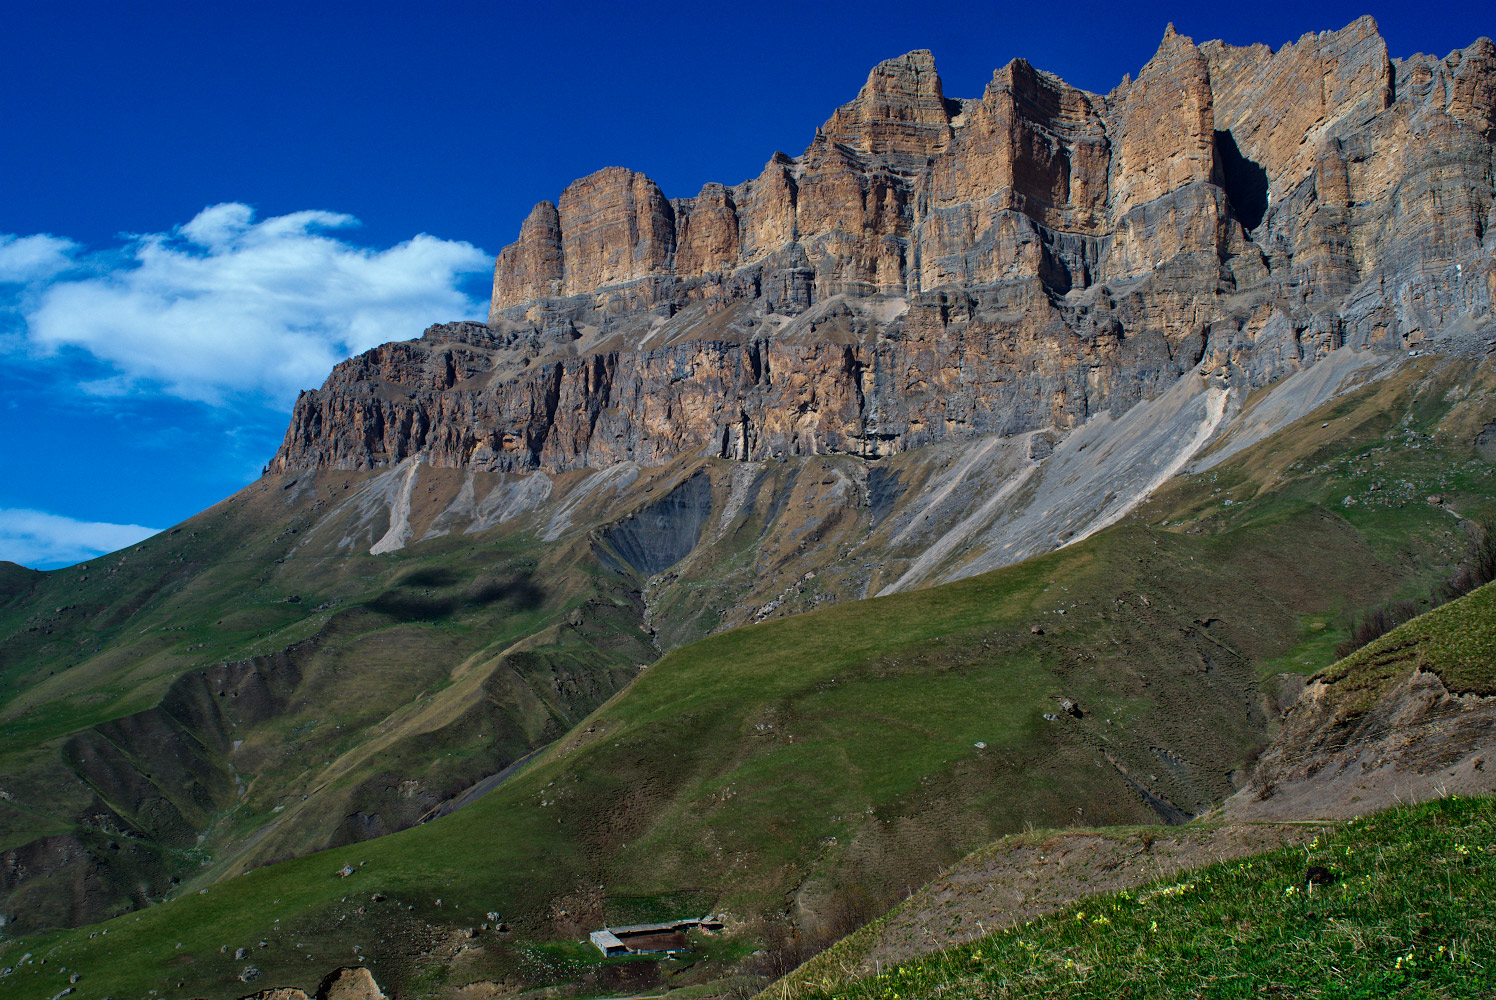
[272,19,1496,475]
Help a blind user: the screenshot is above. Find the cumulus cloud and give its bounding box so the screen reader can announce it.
[2,204,492,404]
[0,508,161,569]
[0,234,79,284]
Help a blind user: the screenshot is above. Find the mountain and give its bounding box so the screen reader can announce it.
[273,18,1494,481]
[0,16,1493,1000]
[4,356,1493,999]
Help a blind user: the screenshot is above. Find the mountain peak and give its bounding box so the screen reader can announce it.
[818,47,953,164]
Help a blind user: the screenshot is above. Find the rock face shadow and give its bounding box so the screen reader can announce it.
[1215,129,1268,231]
[601,471,714,577]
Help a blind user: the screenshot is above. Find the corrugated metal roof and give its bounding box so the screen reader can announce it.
[605,915,715,935]
[608,920,689,935]
[589,915,722,953]
[589,930,625,950]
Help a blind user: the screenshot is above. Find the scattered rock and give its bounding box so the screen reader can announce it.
[316,966,387,1000]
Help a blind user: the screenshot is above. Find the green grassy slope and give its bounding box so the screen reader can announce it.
[1150,358,1496,611]
[775,577,1496,997]
[0,519,1276,997]
[1316,576,1496,708]
[3,357,1492,998]
[0,471,654,931]
[0,358,1491,998]
[776,794,1496,999]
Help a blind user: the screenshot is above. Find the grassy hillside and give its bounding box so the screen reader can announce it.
[0,358,1491,997]
[1215,577,1496,825]
[1315,576,1496,708]
[774,793,1496,999]
[0,515,1284,997]
[777,577,1496,996]
[0,509,1481,993]
[0,470,655,930]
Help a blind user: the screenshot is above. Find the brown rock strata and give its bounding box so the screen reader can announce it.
[280,20,1496,477]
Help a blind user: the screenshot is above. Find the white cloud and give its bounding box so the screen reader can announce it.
[3,204,492,404]
[0,234,79,284]
[0,508,161,569]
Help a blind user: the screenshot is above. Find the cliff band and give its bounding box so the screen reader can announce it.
[272,19,1496,475]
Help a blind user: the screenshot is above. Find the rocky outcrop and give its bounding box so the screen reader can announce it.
[275,282,1200,473]
[490,168,676,310]
[1225,583,1496,821]
[1109,25,1218,219]
[236,967,387,1000]
[491,202,563,306]
[917,57,1109,290]
[820,49,954,166]
[486,50,953,318]
[1225,666,1496,821]
[277,20,1496,476]
[1202,16,1394,203]
[316,967,387,1000]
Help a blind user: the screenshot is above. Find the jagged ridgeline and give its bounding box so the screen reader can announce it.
[276,17,1494,475]
[0,17,1494,1000]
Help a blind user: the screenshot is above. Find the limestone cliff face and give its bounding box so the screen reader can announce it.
[274,20,1496,475]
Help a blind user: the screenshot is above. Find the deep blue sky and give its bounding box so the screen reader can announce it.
[0,0,1491,566]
